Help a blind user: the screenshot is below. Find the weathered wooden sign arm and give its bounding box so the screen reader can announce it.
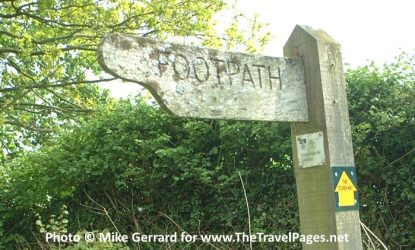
[98,34,308,122]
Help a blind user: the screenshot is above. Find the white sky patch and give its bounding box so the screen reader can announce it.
[245,0,415,67]
[100,80,144,99]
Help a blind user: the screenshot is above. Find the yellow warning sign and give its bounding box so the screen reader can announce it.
[335,171,357,207]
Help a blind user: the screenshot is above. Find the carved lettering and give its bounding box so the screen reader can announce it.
[252,64,265,88]
[173,54,190,80]
[227,60,240,86]
[268,66,281,89]
[210,57,226,85]
[193,57,210,82]
[157,51,171,77]
[242,64,255,87]
[156,50,283,90]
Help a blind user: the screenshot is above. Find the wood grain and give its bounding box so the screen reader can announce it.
[284,25,362,250]
[98,34,308,122]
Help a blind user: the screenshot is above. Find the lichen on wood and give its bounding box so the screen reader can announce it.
[98,33,308,122]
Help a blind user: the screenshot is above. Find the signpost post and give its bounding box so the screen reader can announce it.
[98,25,363,249]
[284,25,362,249]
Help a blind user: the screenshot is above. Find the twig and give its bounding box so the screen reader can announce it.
[361,221,376,249]
[385,147,415,168]
[238,171,252,250]
[83,190,121,235]
[159,211,220,250]
[360,221,388,250]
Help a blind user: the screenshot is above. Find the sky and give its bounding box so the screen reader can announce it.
[101,0,415,98]
[240,0,415,67]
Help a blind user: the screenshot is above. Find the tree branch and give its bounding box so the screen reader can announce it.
[0,30,21,39]
[0,12,23,18]
[0,78,116,93]
[15,103,91,114]
[33,30,81,44]
[0,90,31,110]
[0,45,97,56]
[4,120,52,133]
[43,88,93,113]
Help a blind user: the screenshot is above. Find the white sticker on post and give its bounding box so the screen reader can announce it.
[296,132,325,168]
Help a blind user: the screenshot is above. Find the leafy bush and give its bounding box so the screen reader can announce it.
[1,53,414,249]
[347,52,415,249]
[1,99,298,249]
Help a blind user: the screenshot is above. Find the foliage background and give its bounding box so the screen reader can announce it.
[1,0,414,249]
[1,53,415,249]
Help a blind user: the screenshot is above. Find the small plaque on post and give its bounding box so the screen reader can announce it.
[296,131,325,168]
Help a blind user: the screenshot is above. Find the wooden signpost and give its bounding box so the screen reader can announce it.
[98,25,363,249]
